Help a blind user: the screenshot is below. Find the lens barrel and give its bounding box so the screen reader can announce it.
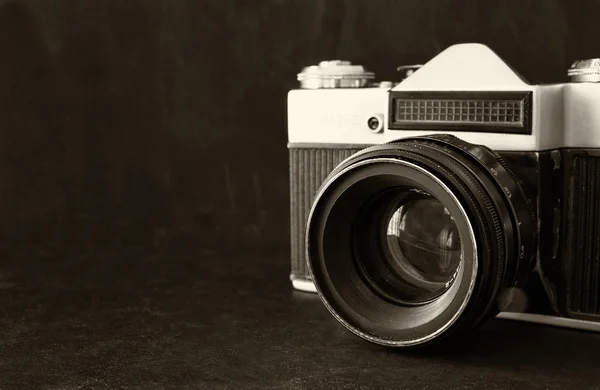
[306,135,536,347]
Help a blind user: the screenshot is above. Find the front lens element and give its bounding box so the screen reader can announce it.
[352,188,464,307]
[385,192,462,303]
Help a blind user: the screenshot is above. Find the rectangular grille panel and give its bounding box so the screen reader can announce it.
[289,147,362,281]
[388,91,532,134]
[568,156,600,316]
[394,99,523,125]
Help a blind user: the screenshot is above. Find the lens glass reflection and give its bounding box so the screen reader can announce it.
[383,191,462,303]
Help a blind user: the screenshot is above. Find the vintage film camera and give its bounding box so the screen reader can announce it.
[287,43,600,347]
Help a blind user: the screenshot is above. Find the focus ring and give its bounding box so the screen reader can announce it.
[419,135,537,277]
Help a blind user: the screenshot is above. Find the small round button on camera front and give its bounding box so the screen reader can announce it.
[367,114,384,133]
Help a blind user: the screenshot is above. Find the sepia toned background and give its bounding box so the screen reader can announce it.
[3,1,600,388]
[1,0,598,255]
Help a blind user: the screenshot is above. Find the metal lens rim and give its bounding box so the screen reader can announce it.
[306,157,478,347]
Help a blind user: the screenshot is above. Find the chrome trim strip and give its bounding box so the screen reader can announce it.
[497,312,600,333]
[291,279,318,293]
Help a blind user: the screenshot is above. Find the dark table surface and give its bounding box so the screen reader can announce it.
[1,247,599,389]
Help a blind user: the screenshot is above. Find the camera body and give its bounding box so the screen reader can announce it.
[288,43,600,346]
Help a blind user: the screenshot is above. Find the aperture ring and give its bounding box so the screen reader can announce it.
[411,135,537,286]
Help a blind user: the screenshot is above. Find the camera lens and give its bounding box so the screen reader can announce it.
[306,135,536,348]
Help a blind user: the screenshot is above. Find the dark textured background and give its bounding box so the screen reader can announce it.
[1,0,600,388]
[2,0,600,253]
